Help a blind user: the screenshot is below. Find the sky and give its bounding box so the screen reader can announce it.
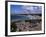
[10,5,42,14]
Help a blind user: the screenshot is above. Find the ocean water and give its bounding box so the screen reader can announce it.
[11,15,29,20]
[11,14,41,22]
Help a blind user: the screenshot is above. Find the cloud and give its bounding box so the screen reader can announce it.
[22,5,34,10]
[22,5,42,14]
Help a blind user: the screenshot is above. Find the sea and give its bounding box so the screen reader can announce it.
[11,15,29,20]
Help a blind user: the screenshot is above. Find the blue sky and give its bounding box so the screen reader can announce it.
[10,5,23,14]
[10,5,42,14]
